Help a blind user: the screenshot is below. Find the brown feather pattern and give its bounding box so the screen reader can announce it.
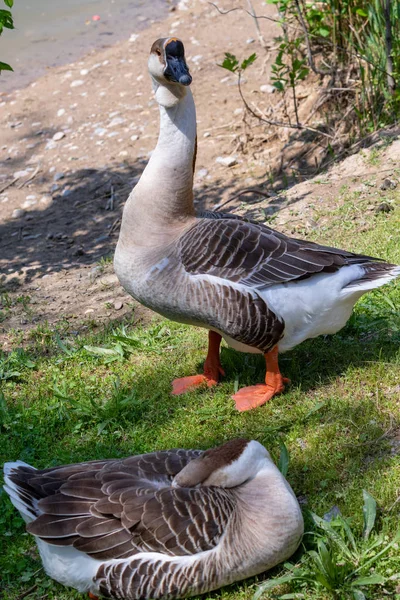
[13,449,235,564]
[180,216,378,290]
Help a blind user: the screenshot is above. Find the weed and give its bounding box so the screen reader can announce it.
[255,492,400,599]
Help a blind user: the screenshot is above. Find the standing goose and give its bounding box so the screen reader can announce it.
[114,38,400,412]
[3,439,303,600]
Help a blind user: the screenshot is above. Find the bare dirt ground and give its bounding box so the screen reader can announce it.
[1,0,399,348]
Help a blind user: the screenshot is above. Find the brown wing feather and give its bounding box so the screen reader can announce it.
[17,449,234,561]
[180,215,379,289]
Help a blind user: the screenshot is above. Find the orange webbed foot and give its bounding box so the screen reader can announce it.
[232,383,286,412]
[172,331,224,396]
[88,593,99,600]
[172,375,212,395]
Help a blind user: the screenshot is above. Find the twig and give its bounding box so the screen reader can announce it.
[105,184,115,211]
[237,72,334,139]
[208,2,395,79]
[216,188,274,212]
[0,177,18,194]
[293,0,333,76]
[388,495,400,512]
[17,584,38,600]
[108,218,120,236]
[17,164,41,189]
[246,0,269,51]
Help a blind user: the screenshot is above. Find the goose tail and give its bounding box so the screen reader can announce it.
[3,461,39,523]
[341,263,400,296]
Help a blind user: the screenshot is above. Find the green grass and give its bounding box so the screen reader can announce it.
[0,193,399,600]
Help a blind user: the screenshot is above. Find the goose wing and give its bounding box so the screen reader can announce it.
[22,450,235,560]
[181,214,377,289]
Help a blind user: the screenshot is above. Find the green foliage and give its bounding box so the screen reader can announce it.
[267,0,400,134]
[278,439,290,476]
[255,492,400,599]
[219,52,257,73]
[0,0,14,73]
[0,189,399,599]
[0,349,36,382]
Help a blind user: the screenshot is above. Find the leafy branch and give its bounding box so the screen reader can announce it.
[218,51,333,139]
[0,0,14,73]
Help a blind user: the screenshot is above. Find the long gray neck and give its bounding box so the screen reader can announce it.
[120,82,197,244]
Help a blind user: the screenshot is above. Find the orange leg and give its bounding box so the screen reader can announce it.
[172,331,225,395]
[88,593,99,600]
[232,346,290,412]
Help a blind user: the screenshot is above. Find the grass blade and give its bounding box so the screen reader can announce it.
[253,574,297,600]
[278,440,290,476]
[362,490,377,539]
[352,574,385,586]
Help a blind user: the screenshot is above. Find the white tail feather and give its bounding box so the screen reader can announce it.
[3,461,37,523]
[341,265,400,296]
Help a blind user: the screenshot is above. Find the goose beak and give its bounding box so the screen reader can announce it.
[164,38,192,86]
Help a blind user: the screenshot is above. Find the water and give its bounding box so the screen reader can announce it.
[0,0,171,93]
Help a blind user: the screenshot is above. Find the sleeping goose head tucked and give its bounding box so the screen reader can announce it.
[173,438,272,488]
[149,38,192,104]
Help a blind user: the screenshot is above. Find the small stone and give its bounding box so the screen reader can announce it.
[80,69,89,76]
[12,208,25,218]
[57,108,66,117]
[130,134,139,142]
[196,168,208,179]
[129,33,139,43]
[94,127,106,137]
[13,169,30,179]
[203,132,211,138]
[70,80,84,88]
[114,300,123,310]
[53,131,65,141]
[380,178,397,190]
[375,202,394,213]
[22,194,37,209]
[45,140,58,150]
[260,84,276,94]
[246,38,255,44]
[85,308,95,314]
[118,151,128,157]
[54,172,65,181]
[109,116,125,127]
[61,188,72,197]
[216,156,237,167]
[50,184,60,193]
[40,195,52,206]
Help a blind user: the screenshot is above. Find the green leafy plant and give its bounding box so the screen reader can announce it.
[254,491,400,599]
[84,322,176,362]
[0,348,35,381]
[0,0,14,73]
[267,0,400,135]
[219,51,257,74]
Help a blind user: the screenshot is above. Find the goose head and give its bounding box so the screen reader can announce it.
[149,38,192,87]
[173,439,272,489]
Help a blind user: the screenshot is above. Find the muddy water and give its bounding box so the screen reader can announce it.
[0,0,172,93]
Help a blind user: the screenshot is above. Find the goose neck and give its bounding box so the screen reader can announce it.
[128,86,197,231]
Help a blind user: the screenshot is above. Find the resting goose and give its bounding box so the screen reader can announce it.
[114,38,400,412]
[4,439,303,600]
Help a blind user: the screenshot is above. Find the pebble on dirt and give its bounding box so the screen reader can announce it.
[216,156,237,167]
